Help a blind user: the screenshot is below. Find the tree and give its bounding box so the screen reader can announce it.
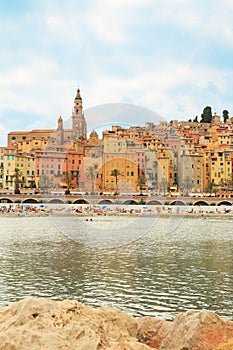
[74,169,80,188]
[62,171,73,195]
[138,174,147,195]
[204,181,218,196]
[160,178,168,196]
[39,175,53,192]
[182,176,193,196]
[86,166,97,195]
[200,106,212,123]
[13,168,22,194]
[223,110,229,123]
[227,173,233,191]
[111,169,121,195]
[204,181,214,195]
[222,174,233,196]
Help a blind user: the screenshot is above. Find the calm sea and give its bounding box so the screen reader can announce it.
[0,213,232,320]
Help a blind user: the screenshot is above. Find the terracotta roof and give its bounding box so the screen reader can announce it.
[8,131,30,135]
[30,129,54,133]
[5,146,17,150]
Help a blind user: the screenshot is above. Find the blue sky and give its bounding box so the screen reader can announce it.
[1,0,233,144]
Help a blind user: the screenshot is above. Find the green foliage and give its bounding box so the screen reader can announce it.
[86,166,97,194]
[160,178,168,196]
[204,181,217,195]
[39,175,53,190]
[62,171,73,190]
[138,174,147,195]
[13,168,23,193]
[200,106,212,123]
[111,169,121,194]
[223,110,229,123]
[182,176,193,196]
[139,198,146,205]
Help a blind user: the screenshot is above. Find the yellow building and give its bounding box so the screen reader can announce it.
[8,130,53,147]
[157,147,177,193]
[17,138,48,154]
[0,147,4,189]
[209,150,232,186]
[100,137,143,193]
[179,149,204,193]
[103,137,127,153]
[101,154,138,193]
[15,153,36,188]
[2,147,36,190]
[3,146,17,190]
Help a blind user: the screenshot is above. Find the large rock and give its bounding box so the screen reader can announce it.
[0,298,151,350]
[0,299,233,350]
[158,310,233,350]
[214,338,233,350]
[137,316,171,348]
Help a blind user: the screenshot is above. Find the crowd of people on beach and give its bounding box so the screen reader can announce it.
[0,203,232,217]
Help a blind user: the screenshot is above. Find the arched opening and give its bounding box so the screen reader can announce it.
[217,201,232,206]
[193,201,209,206]
[48,199,65,204]
[98,199,114,205]
[0,198,13,203]
[73,199,90,204]
[123,200,138,205]
[147,200,163,205]
[22,198,39,204]
[170,200,186,206]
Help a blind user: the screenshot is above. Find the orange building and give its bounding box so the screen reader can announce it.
[66,147,84,189]
[101,154,138,193]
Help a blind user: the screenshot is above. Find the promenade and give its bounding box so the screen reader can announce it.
[0,193,232,206]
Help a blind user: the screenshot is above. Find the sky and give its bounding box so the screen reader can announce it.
[1,0,233,144]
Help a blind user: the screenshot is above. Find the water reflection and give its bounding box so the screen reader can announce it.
[0,216,232,320]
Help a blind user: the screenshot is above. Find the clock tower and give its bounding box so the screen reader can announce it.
[72,88,87,140]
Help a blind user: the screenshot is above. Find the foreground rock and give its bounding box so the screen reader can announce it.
[138,310,233,350]
[0,298,149,350]
[0,298,232,349]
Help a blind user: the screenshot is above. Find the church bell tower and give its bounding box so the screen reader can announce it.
[72,88,87,140]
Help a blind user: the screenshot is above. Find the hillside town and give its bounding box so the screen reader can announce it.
[1,88,233,197]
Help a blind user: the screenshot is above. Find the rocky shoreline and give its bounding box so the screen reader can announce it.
[0,298,232,349]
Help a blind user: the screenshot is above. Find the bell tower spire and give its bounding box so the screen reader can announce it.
[71,87,87,140]
[74,88,83,115]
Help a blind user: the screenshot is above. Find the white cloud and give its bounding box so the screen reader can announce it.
[85,0,152,44]
[83,60,233,125]
[149,0,233,45]
[1,0,233,139]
